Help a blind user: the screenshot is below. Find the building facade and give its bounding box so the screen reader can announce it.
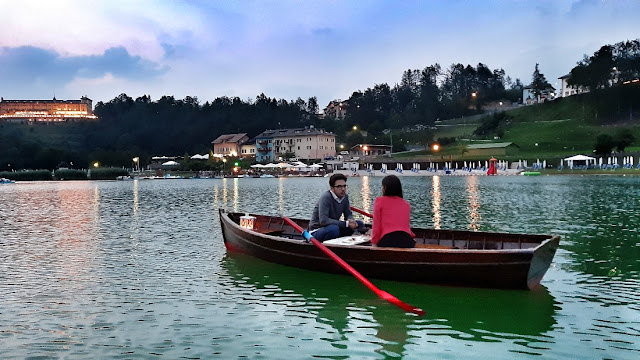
[211,133,249,157]
[349,144,392,157]
[240,140,256,157]
[323,99,348,120]
[558,74,589,98]
[255,127,336,162]
[0,96,96,122]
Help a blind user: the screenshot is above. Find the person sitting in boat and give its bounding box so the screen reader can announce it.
[370,175,416,248]
[308,173,365,242]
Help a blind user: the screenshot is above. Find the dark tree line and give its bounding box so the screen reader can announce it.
[568,39,640,90]
[0,93,319,170]
[92,93,318,155]
[332,62,522,144]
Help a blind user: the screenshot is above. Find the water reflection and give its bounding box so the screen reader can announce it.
[233,177,239,212]
[432,176,441,229]
[360,176,372,215]
[466,176,481,231]
[221,252,558,356]
[133,179,139,215]
[278,177,285,214]
[220,253,417,357]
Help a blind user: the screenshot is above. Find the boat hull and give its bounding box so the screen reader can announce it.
[219,209,560,289]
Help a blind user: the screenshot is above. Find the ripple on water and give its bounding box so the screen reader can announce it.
[1,177,639,359]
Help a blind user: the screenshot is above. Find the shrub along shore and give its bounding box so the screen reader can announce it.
[0,168,129,181]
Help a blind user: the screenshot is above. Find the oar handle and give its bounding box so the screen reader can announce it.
[350,206,373,218]
[282,216,425,316]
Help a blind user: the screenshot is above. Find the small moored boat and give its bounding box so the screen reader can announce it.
[219,209,560,290]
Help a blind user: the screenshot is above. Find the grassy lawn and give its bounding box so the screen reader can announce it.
[393,95,640,162]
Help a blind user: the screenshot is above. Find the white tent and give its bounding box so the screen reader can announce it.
[190,154,209,160]
[564,154,596,169]
[250,164,265,168]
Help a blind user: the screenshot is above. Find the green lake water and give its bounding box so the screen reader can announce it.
[0,176,638,359]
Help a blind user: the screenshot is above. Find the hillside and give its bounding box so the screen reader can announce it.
[393,85,640,161]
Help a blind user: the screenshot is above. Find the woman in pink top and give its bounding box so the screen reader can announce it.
[370,175,416,248]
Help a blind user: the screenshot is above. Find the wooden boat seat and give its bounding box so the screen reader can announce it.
[252,228,284,236]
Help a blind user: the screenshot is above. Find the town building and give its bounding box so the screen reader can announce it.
[558,74,589,98]
[255,126,336,162]
[211,133,249,157]
[323,99,348,120]
[0,96,97,122]
[239,139,256,158]
[522,86,556,105]
[349,144,392,157]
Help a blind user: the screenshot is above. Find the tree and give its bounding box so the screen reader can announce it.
[307,96,319,115]
[615,129,635,152]
[531,63,552,102]
[594,134,616,155]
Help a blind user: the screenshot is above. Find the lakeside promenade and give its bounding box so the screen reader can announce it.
[335,168,523,177]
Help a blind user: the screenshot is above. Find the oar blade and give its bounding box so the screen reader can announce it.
[282,215,425,317]
[379,291,426,316]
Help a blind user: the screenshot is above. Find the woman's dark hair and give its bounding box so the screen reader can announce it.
[329,173,347,187]
[382,175,403,198]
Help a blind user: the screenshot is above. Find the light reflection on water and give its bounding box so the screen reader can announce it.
[0,176,639,359]
[432,176,441,229]
[466,176,481,231]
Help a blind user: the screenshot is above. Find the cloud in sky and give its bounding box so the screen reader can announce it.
[0,0,638,107]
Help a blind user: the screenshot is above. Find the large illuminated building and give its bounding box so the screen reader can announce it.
[0,96,97,122]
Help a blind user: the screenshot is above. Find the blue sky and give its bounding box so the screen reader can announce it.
[0,0,638,109]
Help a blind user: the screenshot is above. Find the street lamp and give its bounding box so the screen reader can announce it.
[432,144,440,152]
[93,162,99,168]
[352,125,358,131]
[132,157,139,172]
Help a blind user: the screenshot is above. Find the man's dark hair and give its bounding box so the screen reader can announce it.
[329,173,348,187]
[382,175,403,198]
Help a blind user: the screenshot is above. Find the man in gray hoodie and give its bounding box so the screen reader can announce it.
[308,173,364,242]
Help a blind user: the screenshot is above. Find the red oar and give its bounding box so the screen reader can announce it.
[282,216,425,316]
[350,206,373,218]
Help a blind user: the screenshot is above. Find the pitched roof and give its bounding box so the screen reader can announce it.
[211,133,248,144]
[256,127,334,138]
[466,142,518,149]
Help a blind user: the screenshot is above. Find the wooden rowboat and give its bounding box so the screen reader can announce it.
[219,209,560,290]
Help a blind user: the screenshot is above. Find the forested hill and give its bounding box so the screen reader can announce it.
[92,93,316,155]
[0,93,319,171]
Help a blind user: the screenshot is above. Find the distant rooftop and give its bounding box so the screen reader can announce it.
[256,127,333,138]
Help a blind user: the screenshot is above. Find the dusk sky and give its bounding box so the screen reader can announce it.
[1,0,638,110]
